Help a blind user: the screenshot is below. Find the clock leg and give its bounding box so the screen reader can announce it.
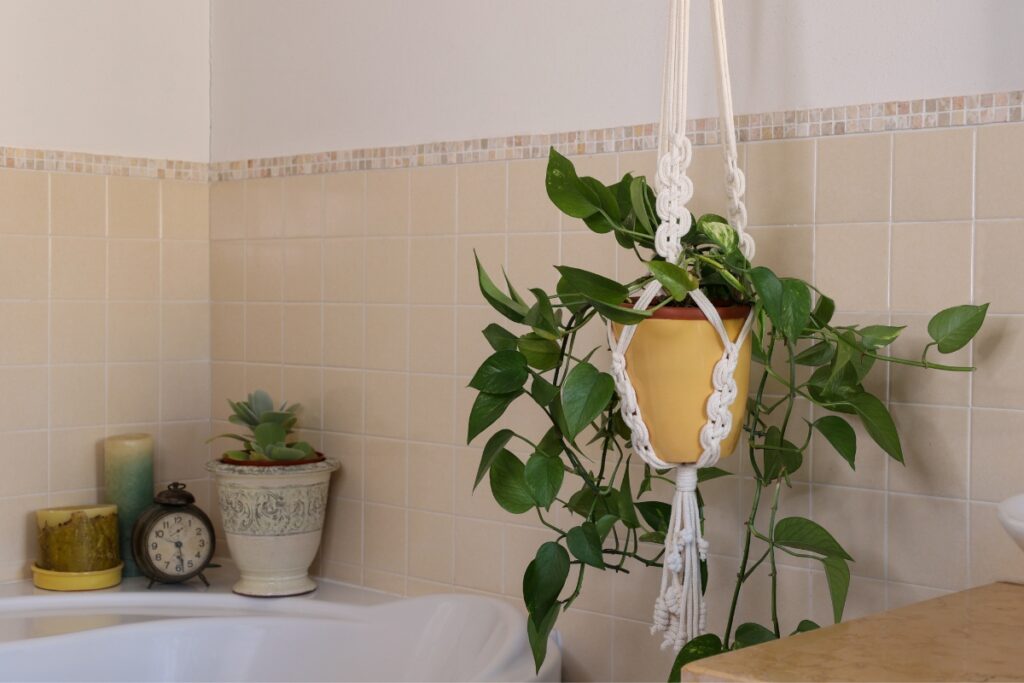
[197,572,210,587]
[147,579,155,590]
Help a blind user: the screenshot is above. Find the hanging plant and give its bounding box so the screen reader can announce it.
[467,147,988,677]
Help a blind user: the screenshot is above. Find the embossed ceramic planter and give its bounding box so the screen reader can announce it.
[207,458,339,597]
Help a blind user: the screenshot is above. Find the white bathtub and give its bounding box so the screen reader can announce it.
[0,574,561,682]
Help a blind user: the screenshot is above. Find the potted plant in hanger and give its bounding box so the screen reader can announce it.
[467,148,988,676]
[207,390,339,597]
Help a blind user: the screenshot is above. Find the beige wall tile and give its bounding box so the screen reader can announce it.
[244,303,282,363]
[508,233,559,295]
[0,236,47,300]
[162,180,209,240]
[455,305,502,377]
[0,494,47,579]
[970,408,1024,503]
[409,306,454,375]
[108,302,159,362]
[507,159,557,233]
[162,240,210,301]
[453,517,503,592]
[456,234,504,305]
[283,304,322,366]
[324,432,363,499]
[611,615,680,682]
[211,302,243,361]
[891,222,971,312]
[323,369,363,433]
[887,493,967,590]
[365,372,407,438]
[746,139,814,225]
[162,302,209,361]
[50,365,105,429]
[0,302,47,365]
[452,445,507,522]
[893,128,973,221]
[363,305,407,371]
[108,239,159,300]
[409,237,455,304]
[557,609,614,683]
[50,301,105,364]
[283,239,323,302]
[364,503,406,572]
[282,175,323,237]
[365,238,408,304]
[366,170,409,236]
[975,220,1024,313]
[210,181,245,240]
[323,238,365,303]
[618,149,656,180]
[52,237,105,300]
[0,367,47,430]
[324,172,365,236]
[364,437,406,506]
[407,443,453,513]
[410,166,456,235]
[108,176,159,239]
[457,163,506,233]
[245,178,283,238]
[243,363,282,400]
[0,431,48,497]
[976,123,1024,218]
[890,313,971,406]
[408,374,454,444]
[49,427,104,491]
[243,240,283,302]
[324,304,363,368]
[745,225,813,282]
[53,173,107,236]
[0,170,48,235]
[974,316,1024,409]
[323,498,362,565]
[211,362,245,422]
[210,240,245,302]
[283,365,323,431]
[969,502,1024,586]
[815,223,888,311]
[690,144,748,219]
[889,404,968,498]
[407,511,454,583]
[107,363,159,424]
[561,231,616,281]
[817,134,891,224]
[156,421,210,482]
[160,361,210,421]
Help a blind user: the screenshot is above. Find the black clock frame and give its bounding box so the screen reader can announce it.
[131,482,216,587]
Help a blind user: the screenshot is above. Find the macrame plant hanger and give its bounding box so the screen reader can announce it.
[606,0,756,651]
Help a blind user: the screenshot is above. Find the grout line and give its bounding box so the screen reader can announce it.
[965,126,978,589]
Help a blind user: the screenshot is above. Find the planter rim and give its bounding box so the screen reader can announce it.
[217,452,326,467]
[638,302,751,321]
[207,457,339,477]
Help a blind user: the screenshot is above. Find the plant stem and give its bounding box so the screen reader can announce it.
[767,478,783,637]
[724,478,763,648]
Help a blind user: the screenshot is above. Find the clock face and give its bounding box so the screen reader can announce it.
[144,510,214,579]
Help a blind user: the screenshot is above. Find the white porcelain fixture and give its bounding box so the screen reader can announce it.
[207,459,339,597]
[998,493,1024,552]
[0,577,560,682]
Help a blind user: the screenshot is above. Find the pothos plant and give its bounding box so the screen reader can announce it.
[467,147,988,678]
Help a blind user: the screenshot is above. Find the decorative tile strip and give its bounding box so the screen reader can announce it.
[0,146,209,181]
[3,88,1020,181]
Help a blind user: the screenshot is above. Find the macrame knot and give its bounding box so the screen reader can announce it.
[697,537,709,560]
[666,548,683,573]
[676,465,698,492]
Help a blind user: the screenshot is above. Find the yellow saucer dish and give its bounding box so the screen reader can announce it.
[32,562,123,591]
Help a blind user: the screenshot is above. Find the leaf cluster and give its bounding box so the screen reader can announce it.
[209,389,316,462]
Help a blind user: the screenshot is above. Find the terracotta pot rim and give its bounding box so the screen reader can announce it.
[630,301,752,321]
[218,451,326,467]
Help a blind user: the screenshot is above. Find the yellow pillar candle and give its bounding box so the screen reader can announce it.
[103,433,154,578]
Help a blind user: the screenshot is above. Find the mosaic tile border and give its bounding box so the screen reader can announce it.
[0,146,208,182]
[3,89,1021,181]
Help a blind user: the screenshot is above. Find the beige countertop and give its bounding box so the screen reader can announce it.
[685,582,1024,682]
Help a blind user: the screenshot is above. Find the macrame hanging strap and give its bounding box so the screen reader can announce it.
[605,0,755,651]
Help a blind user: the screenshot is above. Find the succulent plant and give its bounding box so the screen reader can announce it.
[209,390,316,462]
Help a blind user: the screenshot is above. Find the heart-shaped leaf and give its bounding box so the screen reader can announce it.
[524,454,564,509]
[489,449,534,514]
[648,260,698,300]
[555,265,629,305]
[774,516,853,561]
[566,522,605,568]
[812,415,857,470]
[669,634,725,682]
[545,148,599,218]
[560,362,615,439]
[469,350,529,393]
[474,429,514,490]
[823,555,850,623]
[927,303,989,353]
[523,542,570,617]
[467,390,523,443]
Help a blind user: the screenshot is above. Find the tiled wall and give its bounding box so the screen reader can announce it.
[0,170,211,581]
[208,121,1024,681]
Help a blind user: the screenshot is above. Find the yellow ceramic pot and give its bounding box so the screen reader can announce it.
[618,304,752,463]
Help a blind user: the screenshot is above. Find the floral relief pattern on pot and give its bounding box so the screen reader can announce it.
[215,481,330,537]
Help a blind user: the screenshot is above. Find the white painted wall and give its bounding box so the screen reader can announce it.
[211,0,1024,161]
[0,0,210,161]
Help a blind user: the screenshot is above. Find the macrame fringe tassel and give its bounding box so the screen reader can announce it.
[651,465,708,650]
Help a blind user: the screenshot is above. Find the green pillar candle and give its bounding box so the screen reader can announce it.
[103,433,154,577]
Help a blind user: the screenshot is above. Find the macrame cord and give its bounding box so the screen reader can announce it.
[605,0,756,651]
